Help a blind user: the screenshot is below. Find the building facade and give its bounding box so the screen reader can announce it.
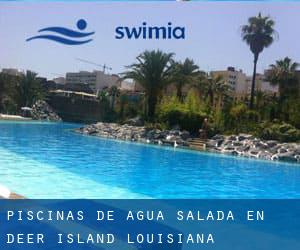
[245,73,278,96]
[1,68,24,76]
[53,77,66,85]
[65,70,121,92]
[211,67,278,99]
[211,67,248,98]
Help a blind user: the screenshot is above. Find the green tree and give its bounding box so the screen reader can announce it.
[122,50,174,119]
[241,13,276,109]
[0,73,8,112]
[97,89,109,103]
[191,72,208,100]
[172,58,200,101]
[229,103,248,133]
[267,57,299,122]
[0,73,21,113]
[16,71,44,107]
[205,74,228,109]
[267,57,299,100]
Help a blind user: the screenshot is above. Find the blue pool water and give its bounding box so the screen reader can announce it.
[0,121,299,198]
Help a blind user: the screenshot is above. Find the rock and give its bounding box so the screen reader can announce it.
[223,146,235,151]
[277,152,297,162]
[259,151,272,160]
[153,132,164,140]
[254,141,269,150]
[125,116,144,126]
[233,141,243,147]
[236,145,250,152]
[75,122,193,149]
[75,124,300,164]
[249,150,260,156]
[211,134,225,140]
[228,135,237,141]
[215,139,224,147]
[278,148,288,154]
[231,151,239,156]
[207,140,219,148]
[237,134,253,141]
[161,139,174,146]
[223,140,234,147]
[169,130,181,136]
[31,100,62,122]
[180,131,191,140]
[266,140,278,148]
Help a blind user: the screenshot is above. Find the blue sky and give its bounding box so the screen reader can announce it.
[0,2,300,79]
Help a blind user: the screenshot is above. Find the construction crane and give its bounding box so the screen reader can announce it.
[75,58,112,74]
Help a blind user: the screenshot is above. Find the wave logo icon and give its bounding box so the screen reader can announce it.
[26,19,94,45]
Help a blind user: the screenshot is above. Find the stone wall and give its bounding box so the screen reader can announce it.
[207,134,300,163]
[75,122,191,147]
[75,123,300,164]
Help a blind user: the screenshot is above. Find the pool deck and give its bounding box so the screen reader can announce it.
[0,184,25,199]
[9,192,25,199]
[0,114,32,121]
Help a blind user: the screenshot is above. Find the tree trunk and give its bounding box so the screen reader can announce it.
[250,53,259,109]
[111,96,115,110]
[176,84,183,102]
[0,94,3,113]
[147,95,157,120]
[209,90,214,107]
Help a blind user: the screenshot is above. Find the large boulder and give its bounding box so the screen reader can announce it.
[211,134,225,140]
[31,100,62,122]
[277,152,298,162]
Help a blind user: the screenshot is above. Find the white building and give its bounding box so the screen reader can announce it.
[65,70,120,92]
[211,67,278,99]
[211,67,248,98]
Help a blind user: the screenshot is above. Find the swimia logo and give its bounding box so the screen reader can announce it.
[26,19,95,45]
[115,22,185,40]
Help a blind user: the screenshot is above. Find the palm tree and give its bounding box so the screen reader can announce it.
[0,73,7,112]
[16,70,44,107]
[191,71,207,100]
[205,74,229,109]
[122,50,174,119]
[255,90,268,109]
[172,58,199,101]
[267,57,299,100]
[108,85,120,110]
[0,73,19,113]
[241,13,276,109]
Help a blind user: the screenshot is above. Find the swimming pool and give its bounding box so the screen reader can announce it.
[0,121,299,198]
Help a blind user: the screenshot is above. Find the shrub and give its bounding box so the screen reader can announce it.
[159,109,206,133]
[228,103,260,133]
[287,99,300,129]
[157,94,207,133]
[115,93,144,122]
[258,122,300,142]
